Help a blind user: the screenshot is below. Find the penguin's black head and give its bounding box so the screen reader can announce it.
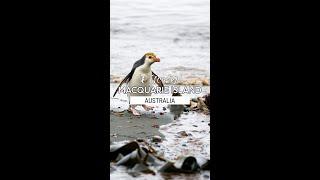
[144,52,160,64]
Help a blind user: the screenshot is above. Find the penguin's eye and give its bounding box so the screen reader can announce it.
[148,56,152,59]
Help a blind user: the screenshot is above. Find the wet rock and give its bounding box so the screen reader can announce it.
[116,149,142,168]
[159,112,164,115]
[159,156,200,173]
[158,162,179,173]
[152,135,162,142]
[129,163,155,175]
[197,97,209,113]
[191,98,198,102]
[172,91,181,96]
[187,94,210,114]
[144,153,166,167]
[202,79,209,86]
[115,154,124,162]
[193,125,198,127]
[190,101,198,109]
[183,107,189,112]
[169,104,185,120]
[136,138,144,142]
[203,93,210,108]
[110,141,140,161]
[174,156,200,171]
[201,160,210,170]
[195,156,210,170]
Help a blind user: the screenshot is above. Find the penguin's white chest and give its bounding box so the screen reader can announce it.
[128,66,152,96]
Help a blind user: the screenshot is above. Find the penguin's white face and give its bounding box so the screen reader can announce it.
[144,53,160,64]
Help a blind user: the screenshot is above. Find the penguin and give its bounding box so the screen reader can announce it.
[113,52,164,116]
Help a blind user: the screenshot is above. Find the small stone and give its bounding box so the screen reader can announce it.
[118,107,121,108]
[152,124,159,128]
[203,174,210,178]
[162,107,167,111]
[159,112,164,115]
[202,79,209,86]
[152,136,162,142]
[178,131,188,137]
[190,101,198,108]
[193,125,198,127]
[191,98,198,102]
[182,143,187,146]
[136,138,144,142]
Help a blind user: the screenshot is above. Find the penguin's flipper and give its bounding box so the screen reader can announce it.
[113,58,145,97]
[113,72,133,97]
[152,71,164,88]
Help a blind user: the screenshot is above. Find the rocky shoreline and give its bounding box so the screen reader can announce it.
[109,86,211,179]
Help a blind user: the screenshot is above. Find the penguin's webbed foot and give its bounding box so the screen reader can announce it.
[142,104,154,111]
[128,106,141,116]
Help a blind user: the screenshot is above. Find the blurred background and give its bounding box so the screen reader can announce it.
[110,0,210,83]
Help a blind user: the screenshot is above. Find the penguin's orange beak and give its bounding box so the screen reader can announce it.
[154,57,160,62]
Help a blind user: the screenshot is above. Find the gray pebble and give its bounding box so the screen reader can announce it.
[152,135,162,142]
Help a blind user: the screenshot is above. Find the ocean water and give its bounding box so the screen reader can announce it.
[110,0,210,81]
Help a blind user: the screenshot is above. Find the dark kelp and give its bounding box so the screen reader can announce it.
[110,140,210,176]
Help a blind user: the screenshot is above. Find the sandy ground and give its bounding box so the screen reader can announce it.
[110,108,173,142]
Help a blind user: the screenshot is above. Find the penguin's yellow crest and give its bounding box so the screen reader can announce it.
[145,52,156,58]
